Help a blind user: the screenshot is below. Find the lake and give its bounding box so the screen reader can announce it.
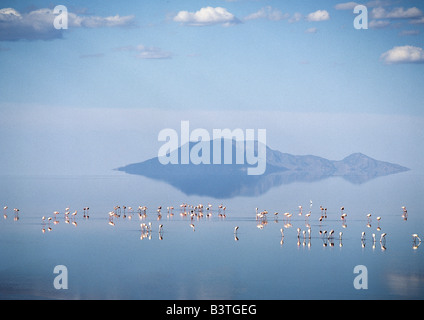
[0,169,423,300]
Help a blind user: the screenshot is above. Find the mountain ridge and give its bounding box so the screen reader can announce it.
[116,139,409,197]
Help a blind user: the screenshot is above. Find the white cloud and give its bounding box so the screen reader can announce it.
[381,45,424,64]
[369,20,390,28]
[0,8,60,40]
[135,45,172,59]
[173,7,240,26]
[0,7,135,41]
[288,12,303,23]
[335,2,359,10]
[371,7,386,19]
[305,27,318,34]
[69,13,135,28]
[244,6,289,21]
[366,0,393,7]
[306,10,330,22]
[399,30,420,36]
[115,44,172,60]
[0,8,22,21]
[372,7,423,19]
[410,17,424,24]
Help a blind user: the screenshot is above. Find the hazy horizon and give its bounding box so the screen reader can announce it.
[0,105,422,177]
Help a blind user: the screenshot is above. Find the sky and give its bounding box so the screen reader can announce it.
[0,0,423,175]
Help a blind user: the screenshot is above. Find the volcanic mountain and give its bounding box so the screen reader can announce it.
[116,139,409,198]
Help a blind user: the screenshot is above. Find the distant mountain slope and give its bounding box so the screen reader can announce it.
[116,139,409,198]
[331,152,409,183]
[333,152,408,175]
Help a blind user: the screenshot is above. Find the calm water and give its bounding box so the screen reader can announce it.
[0,170,423,300]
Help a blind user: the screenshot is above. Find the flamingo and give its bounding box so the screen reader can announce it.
[412,234,421,249]
[322,235,328,247]
[375,216,381,230]
[412,234,421,243]
[361,232,366,248]
[401,206,408,221]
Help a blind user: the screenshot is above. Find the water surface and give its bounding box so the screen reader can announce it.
[0,170,423,299]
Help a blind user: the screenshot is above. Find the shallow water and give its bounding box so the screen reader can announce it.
[0,170,423,300]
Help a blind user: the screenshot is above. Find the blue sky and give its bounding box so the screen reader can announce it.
[0,0,423,175]
[1,0,423,114]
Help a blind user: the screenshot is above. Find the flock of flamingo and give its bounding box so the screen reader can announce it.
[2,206,20,221]
[39,207,90,232]
[1,202,421,249]
[255,201,397,250]
[107,203,227,226]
